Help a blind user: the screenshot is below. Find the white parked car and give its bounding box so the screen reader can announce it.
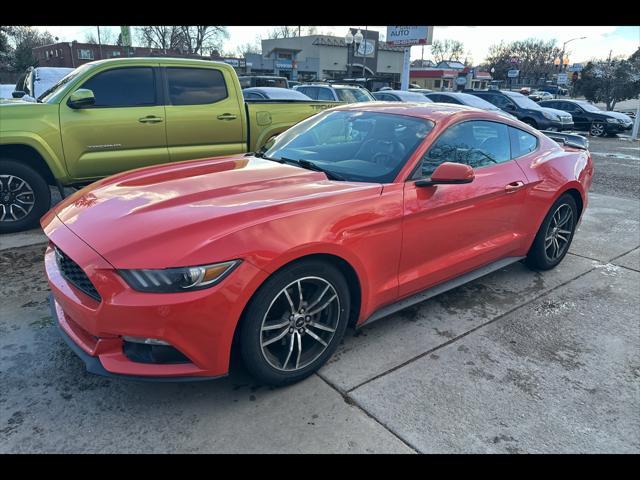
[12,66,74,102]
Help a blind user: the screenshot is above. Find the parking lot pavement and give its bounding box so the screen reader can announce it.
[586,136,640,201]
[0,247,412,453]
[1,138,639,453]
[349,266,640,453]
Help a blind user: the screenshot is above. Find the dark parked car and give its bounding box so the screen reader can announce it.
[469,90,574,131]
[238,76,289,89]
[539,85,568,96]
[424,91,517,120]
[539,99,634,137]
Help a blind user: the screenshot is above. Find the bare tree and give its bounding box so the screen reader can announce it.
[179,26,229,55]
[267,27,299,39]
[84,28,117,45]
[136,26,185,51]
[235,36,262,57]
[481,38,562,84]
[430,39,466,63]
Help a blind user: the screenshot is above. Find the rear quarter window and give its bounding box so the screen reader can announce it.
[166,67,228,105]
[509,126,538,158]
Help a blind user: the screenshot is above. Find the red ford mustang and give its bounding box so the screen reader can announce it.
[42,102,594,385]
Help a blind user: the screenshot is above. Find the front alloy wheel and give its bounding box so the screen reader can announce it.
[589,121,606,137]
[260,277,340,372]
[240,260,350,386]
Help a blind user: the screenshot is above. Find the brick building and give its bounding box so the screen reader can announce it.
[31,42,248,73]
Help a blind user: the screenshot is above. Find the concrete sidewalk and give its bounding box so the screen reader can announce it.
[0,193,638,453]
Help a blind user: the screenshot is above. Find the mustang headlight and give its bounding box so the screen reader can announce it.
[542,111,560,121]
[119,260,241,293]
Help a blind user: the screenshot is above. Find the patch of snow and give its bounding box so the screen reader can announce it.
[592,262,622,277]
[32,67,74,98]
[0,84,15,99]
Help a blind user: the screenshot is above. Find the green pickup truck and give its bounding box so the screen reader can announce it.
[0,57,340,233]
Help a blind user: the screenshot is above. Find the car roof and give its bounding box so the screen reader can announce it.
[330,101,506,122]
[244,87,312,100]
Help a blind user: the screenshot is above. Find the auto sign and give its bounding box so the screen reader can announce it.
[386,26,433,46]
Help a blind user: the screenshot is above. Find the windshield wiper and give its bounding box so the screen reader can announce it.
[253,151,285,163]
[280,157,345,181]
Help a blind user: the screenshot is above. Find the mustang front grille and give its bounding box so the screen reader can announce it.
[54,246,102,302]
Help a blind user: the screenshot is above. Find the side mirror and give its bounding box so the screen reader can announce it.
[416,162,475,187]
[12,90,26,98]
[67,89,95,109]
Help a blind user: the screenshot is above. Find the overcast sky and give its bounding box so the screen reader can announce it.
[34,26,639,64]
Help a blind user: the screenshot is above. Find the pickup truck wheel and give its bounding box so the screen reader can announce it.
[0,159,51,234]
[240,259,350,386]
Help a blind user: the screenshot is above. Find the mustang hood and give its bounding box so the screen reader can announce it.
[52,156,380,269]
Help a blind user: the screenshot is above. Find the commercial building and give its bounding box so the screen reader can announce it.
[245,31,405,85]
[410,61,492,91]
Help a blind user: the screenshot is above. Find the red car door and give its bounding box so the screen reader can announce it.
[398,120,530,298]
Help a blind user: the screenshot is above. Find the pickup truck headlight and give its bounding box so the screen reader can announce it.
[542,111,560,121]
[119,260,241,293]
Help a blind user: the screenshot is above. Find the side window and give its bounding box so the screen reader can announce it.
[243,91,263,100]
[317,87,335,101]
[488,95,513,110]
[418,120,511,178]
[300,87,319,100]
[80,67,156,107]
[509,126,538,157]
[166,68,227,105]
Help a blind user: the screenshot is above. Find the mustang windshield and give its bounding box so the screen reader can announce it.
[264,110,434,183]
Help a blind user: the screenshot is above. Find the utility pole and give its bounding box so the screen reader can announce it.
[632,95,640,141]
[401,46,411,90]
[97,26,103,60]
[362,26,368,83]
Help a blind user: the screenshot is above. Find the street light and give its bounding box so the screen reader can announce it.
[345,29,363,79]
[556,37,587,71]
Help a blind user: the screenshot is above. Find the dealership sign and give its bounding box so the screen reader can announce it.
[507,69,519,78]
[355,40,376,58]
[557,73,569,85]
[386,26,433,46]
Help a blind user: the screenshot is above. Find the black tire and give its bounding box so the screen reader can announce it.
[240,259,350,386]
[589,121,606,137]
[0,159,51,234]
[522,118,538,129]
[526,193,578,271]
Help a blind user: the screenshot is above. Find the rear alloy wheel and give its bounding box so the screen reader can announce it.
[240,260,350,386]
[526,193,578,270]
[589,121,606,137]
[0,159,51,234]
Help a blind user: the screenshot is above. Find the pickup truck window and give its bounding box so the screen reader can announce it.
[166,67,228,105]
[81,67,156,107]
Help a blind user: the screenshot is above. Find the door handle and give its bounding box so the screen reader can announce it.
[217,113,238,120]
[505,181,525,193]
[138,116,163,123]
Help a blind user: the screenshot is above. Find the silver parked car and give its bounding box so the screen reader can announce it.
[372,90,434,103]
[242,87,312,101]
